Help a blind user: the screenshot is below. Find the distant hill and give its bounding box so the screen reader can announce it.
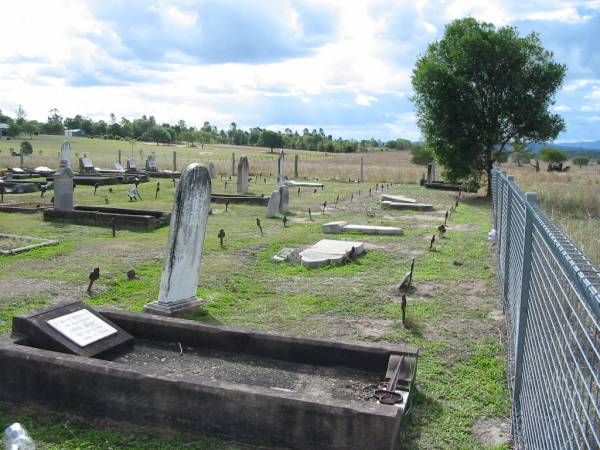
[528,141,600,156]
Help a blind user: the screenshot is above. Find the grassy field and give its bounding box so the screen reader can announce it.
[0,141,510,449]
[0,134,424,184]
[502,162,600,266]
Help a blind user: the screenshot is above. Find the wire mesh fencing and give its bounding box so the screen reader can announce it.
[492,167,600,449]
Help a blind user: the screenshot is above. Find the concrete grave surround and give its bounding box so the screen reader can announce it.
[323,221,403,235]
[144,163,211,315]
[0,233,59,255]
[237,156,249,194]
[60,141,71,168]
[266,190,281,218]
[299,239,365,268]
[277,149,285,185]
[278,185,289,214]
[381,201,434,211]
[380,194,417,204]
[208,162,217,179]
[284,180,324,188]
[1,308,419,450]
[53,161,74,211]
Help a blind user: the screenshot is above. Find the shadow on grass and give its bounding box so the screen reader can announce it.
[397,389,445,450]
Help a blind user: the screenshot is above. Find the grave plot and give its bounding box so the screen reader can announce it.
[0,201,53,213]
[0,233,58,255]
[1,304,418,450]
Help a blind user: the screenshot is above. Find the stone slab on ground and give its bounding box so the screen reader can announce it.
[323,221,348,233]
[271,247,298,263]
[284,180,325,188]
[343,224,403,235]
[299,239,364,268]
[323,222,403,235]
[381,201,434,211]
[380,194,417,203]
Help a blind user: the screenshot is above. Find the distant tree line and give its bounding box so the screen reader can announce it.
[0,107,411,154]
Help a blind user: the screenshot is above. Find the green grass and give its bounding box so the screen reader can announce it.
[0,175,509,449]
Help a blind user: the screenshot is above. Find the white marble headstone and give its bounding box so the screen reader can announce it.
[47,309,117,347]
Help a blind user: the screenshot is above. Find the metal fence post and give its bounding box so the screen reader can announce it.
[502,176,514,298]
[512,192,537,424]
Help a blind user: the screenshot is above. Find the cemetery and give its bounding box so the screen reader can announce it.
[0,142,509,449]
[0,233,58,255]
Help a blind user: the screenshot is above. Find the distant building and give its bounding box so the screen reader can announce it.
[65,129,83,137]
[0,123,8,137]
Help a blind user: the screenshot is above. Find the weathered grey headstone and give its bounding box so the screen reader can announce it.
[277,150,285,185]
[278,185,289,214]
[60,141,71,168]
[266,190,280,218]
[146,155,158,171]
[144,163,211,316]
[294,154,299,178]
[231,153,235,176]
[173,151,177,171]
[79,157,96,175]
[208,162,217,179]
[426,163,436,183]
[237,156,249,194]
[53,160,74,211]
[127,159,138,171]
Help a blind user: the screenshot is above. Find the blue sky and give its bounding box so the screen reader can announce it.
[0,0,599,142]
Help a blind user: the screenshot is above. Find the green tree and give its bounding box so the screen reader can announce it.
[21,121,38,137]
[411,18,566,196]
[410,143,434,165]
[571,155,590,168]
[20,141,33,155]
[258,130,283,153]
[6,122,21,137]
[141,126,171,145]
[539,147,568,163]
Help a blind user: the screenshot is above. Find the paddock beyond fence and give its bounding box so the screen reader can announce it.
[492,167,600,449]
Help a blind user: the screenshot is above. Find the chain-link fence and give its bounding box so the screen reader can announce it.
[492,167,600,449]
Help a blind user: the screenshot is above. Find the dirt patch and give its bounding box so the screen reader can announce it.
[0,277,88,306]
[309,314,398,339]
[472,417,511,447]
[114,339,379,403]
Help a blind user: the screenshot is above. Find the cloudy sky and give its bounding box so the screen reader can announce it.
[0,0,599,142]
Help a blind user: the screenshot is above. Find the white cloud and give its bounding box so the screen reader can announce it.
[355,94,378,106]
[0,0,598,141]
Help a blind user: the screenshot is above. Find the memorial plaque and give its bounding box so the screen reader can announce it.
[47,309,117,347]
[12,301,134,357]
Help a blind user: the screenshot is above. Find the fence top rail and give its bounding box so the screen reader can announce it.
[492,168,600,318]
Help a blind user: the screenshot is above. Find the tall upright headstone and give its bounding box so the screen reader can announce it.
[266,190,281,218]
[208,162,217,179]
[146,154,157,171]
[144,163,211,315]
[118,149,122,164]
[237,156,249,194]
[427,163,435,183]
[60,141,72,168]
[360,157,364,182]
[53,160,74,211]
[173,151,177,172]
[231,153,236,176]
[277,150,285,185]
[294,154,299,178]
[279,185,289,214]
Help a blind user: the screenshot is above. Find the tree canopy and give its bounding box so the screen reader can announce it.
[19,141,33,155]
[410,143,434,165]
[412,17,566,196]
[539,147,568,163]
[257,130,284,153]
[571,155,590,168]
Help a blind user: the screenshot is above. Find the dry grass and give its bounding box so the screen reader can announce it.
[504,163,600,266]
